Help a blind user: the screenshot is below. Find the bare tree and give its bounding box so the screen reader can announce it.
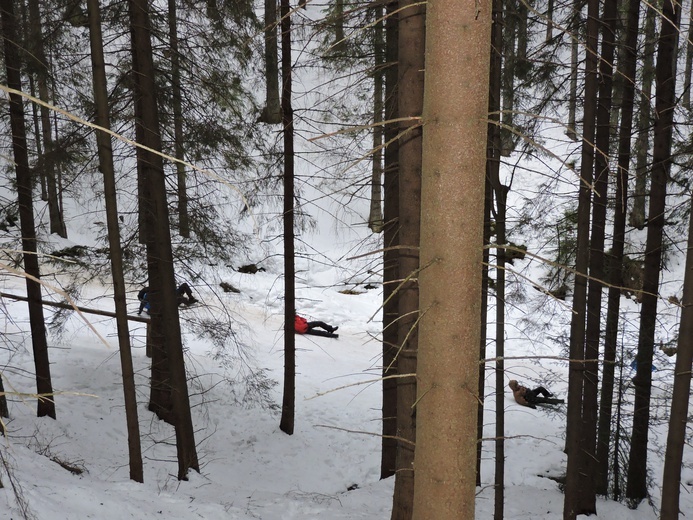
[411,0,490,518]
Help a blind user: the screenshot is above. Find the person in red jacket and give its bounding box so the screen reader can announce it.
[294,314,338,334]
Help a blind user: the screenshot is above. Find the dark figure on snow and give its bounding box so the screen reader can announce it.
[508,380,564,409]
[137,283,198,315]
[294,314,338,335]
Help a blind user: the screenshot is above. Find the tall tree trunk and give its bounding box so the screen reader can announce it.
[580,0,617,508]
[596,0,640,498]
[500,2,516,156]
[660,203,693,520]
[167,0,189,237]
[368,6,384,233]
[279,0,296,436]
[129,0,199,480]
[626,0,681,503]
[27,0,66,238]
[86,0,143,483]
[411,1,490,518]
[563,0,599,517]
[487,0,503,509]
[682,0,693,110]
[545,0,554,42]
[259,0,281,123]
[629,3,656,230]
[565,3,581,142]
[380,0,399,480]
[0,0,56,420]
[390,2,424,517]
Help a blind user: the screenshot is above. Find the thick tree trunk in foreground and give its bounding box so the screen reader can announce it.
[87,0,143,483]
[0,0,56,420]
[411,1,490,518]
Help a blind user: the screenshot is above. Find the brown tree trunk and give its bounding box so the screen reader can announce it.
[167,0,189,237]
[86,0,143,483]
[564,0,599,517]
[629,4,656,230]
[488,0,503,512]
[596,0,640,497]
[626,0,681,503]
[129,0,199,480]
[368,7,384,234]
[259,0,281,123]
[279,0,296,436]
[660,203,693,519]
[0,0,56,420]
[580,0,617,508]
[411,1,490,518]
[565,2,582,142]
[26,0,66,238]
[380,0,399,480]
[390,1,424,517]
[682,0,693,110]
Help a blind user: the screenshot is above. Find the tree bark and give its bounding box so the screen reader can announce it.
[27,0,66,238]
[167,0,189,237]
[0,0,56,420]
[380,0,400,480]
[86,0,143,483]
[660,201,693,519]
[390,2,424,517]
[626,0,681,503]
[129,0,199,480]
[564,0,599,516]
[580,0,617,508]
[488,0,503,512]
[411,1,490,518]
[259,0,281,123]
[279,0,296,436]
[629,4,656,230]
[596,0,640,497]
[368,6,384,234]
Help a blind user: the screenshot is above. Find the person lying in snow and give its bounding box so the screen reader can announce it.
[294,314,338,335]
[508,380,564,409]
[137,283,198,315]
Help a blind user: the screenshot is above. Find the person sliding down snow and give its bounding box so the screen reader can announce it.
[508,380,564,409]
[294,314,338,335]
[137,283,198,315]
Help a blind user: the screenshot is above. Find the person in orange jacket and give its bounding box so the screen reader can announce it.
[508,380,563,409]
[294,314,338,334]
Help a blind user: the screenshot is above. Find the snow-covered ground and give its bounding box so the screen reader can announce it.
[1,230,687,519]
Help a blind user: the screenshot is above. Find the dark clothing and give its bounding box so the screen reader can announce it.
[138,283,198,315]
[508,380,561,409]
[294,314,338,334]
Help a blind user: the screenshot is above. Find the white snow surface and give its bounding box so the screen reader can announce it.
[0,199,690,520]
